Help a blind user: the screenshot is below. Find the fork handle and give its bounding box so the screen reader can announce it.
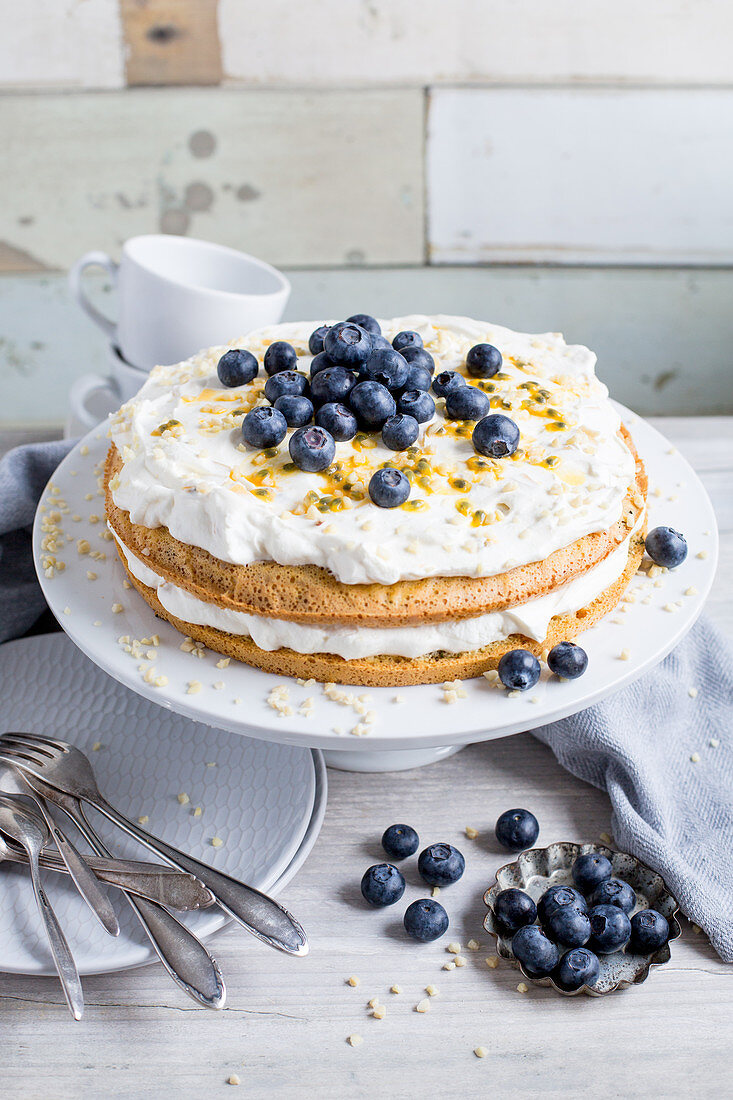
[28,855,84,1021]
[94,797,308,956]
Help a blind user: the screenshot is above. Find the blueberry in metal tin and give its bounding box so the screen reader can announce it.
[392,329,423,352]
[432,370,465,399]
[217,348,258,387]
[404,899,449,942]
[360,863,406,907]
[403,364,433,392]
[264,340,298,375]
[324,320,372,367]
[315,401,357,442]
[555,947,601,991]
[444,385,491,421]
[497,649,541,692]
[350,380,396,429]
[310,366,357,407]
[288,425,336,472]
[308,324,330,356]
[273,394,313,428]
[381,823,419,861]
[400,345,435,374]
[493,888,537,933]
[572,852,613,895]
[645,526,688,568]
[588,904,631,953]
[417,843,465,886]
[545,905,592,948]
[241,406,287,448]
[548,641,588,680]
[368,467,410,508]
[537,884,588,924]
[264,370,309,404]
[382,414,419,451]
[359,347,409,392]
[472,413,520,458]
[495,807,540,852]
[346,313,381,336]
[629,909,670,954]
[511,924,559,977]
[589,877,636,914]
[398,389,435,424]
[309,351,336,378]
[466,343,502,378]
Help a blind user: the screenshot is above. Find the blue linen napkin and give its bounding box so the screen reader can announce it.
[533,615,733,962]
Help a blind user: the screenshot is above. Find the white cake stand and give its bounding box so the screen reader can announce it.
[33,406,718,771]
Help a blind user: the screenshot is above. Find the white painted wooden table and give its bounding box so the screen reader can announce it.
[1,417,732,1099]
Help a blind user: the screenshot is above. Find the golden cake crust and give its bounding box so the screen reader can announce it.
[104,427,646,629]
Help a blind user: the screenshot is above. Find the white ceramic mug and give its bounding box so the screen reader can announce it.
[69,234,291,371]
[68,345,148,433]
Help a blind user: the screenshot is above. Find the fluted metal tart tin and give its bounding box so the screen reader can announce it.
[483,842,681,996]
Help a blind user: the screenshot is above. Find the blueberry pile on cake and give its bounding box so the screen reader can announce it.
[104,314,647,686]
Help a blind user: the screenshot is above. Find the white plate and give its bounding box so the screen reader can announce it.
[0,633,324,976]
[33,407,718,755]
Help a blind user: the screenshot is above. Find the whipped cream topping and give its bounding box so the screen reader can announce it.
[108,315,636,586]
[113,526,635,660]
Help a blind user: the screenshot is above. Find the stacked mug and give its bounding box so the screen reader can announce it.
[68,235,290,431]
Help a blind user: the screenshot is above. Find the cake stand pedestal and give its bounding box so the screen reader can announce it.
[322,743,463,772]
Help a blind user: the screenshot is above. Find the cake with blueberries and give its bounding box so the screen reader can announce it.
[103,314,648,686]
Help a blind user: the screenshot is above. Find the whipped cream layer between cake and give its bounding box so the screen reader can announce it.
[107,315,636,587]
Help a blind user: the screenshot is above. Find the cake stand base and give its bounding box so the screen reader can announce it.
[323,743,464,772]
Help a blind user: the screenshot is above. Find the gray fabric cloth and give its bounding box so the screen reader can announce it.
[0,439,75,643]
[533,615,733,962]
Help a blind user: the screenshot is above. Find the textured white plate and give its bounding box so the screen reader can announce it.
[33,406,718,753]
[0,633,323,976]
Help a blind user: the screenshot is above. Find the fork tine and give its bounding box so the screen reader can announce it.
[1,733,66,753]
[0,737,55,760]
[0,747,51,771]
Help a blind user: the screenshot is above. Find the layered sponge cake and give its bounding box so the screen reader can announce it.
[104,315,647,686]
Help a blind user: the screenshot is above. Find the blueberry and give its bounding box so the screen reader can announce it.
[511,925,559,978]
[392,330,423,353]
[264,370,309,404]
[629,909,670,954]
[495,808,540,852]
[473,414,520,459]
[493,888,537,933]
[398,389,435,424]
[288,425,336,472]
[360,863,406,907]
[324,321,372,367]
[264,340,298,376]
[368,467,410,508]
[346,313,381,337]
[572,852,613,895]
[381,823,419,861]
[645,526,687,568]
[349,381,396,429]
[242,406,287,448]
[401,345,435,374]
[309,351,336,378]
[404,364,433,392]
[537,885,588,924]
[310,366,357,407]
[403,898,449,942]
[308,324,330,356]
[444,385,491,421]
[382,414,419,451]
[588,904,631,953]
[315,402,357,442]
[359,347,409,392]
[217,348,258,388]
[589,878,636,914]
[432,370,466,399]
[545,906,592,948]
[555,947,601,991]
[497,649,541,691]
[417,843,465,886]
[369,334,393,351]
[274,394,313,427]
[547,641,588,680]
[466,343,502,379]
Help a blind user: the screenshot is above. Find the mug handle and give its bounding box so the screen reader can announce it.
[69,373,121,432]
[68,251,119,339]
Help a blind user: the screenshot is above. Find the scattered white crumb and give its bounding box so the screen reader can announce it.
[346,976,359,987]
[216,657,231,669]
[92,741,102,752]
[205,761,216,768]
[138,815,149,825]
[517,982,529,994]
[474,1047,488,1059]
[177,792,190,805]
[390,984,402,994]
[485,956,499,970]
[465,826,479,840]
[697,550,708,560]
[227,1075,240,1086]
[431,886,440,898]
[685,586,698,597]
[211,836,224,848]
[111,602,123,614]
[447,942,462,954]
[454,955,467,967]
[367,997,380,1009]
[372,1005,386,1020]
[467,939,480,952]
[192,806,202,818]
[212,681,225,691]
[186,681,202,695]
[63,606,71,616]
[392,694,405,704]
[415,999,430,1013]
[442,961,455,971]
[347,1034,363,1047]
[710,738,720,748]
[619,648,630,660]
[426,985,439,997]
[688,687,698,698]
[690,752,700,763]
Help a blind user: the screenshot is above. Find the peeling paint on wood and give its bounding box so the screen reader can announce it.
[121,0,223,86]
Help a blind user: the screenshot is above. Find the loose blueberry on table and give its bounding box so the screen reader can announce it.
[497,649,541,691]
[493,888,538,933]
[381,823,420,860]
[547,641,588,680]
[217,348,258,388]
[495,808,540,852]
[589,877,636,914]
[629,909,670,954]
[404,899,449,942]
[555,947,601,991]
[360,863,406,907]
[645,526,688,568]
[511,925,560,978]
[572,852,613,894]
[417,843,465,886]
[587,904,632,953]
